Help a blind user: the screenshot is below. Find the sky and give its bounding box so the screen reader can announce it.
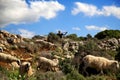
[0,0,120,38]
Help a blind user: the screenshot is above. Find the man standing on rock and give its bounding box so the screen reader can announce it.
[57,30,67,38]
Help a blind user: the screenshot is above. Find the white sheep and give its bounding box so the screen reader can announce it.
[35,40,56,50]
[19,62,34,77]
[83,55,119,75]
[11,61,20,69]
[37,57,59,72]
[0,52,21,70]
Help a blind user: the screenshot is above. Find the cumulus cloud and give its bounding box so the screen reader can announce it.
[18,29,35,38]
[102,6,120,19]
[72,2,120,19]
[85,25,107,31]
[71,2,101,16]
[72,27,81,31]
[0,0,65,27]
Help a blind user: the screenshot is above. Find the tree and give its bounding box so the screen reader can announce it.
[86,34,92,39]
[47,32,60,43]
[94,30,120,39]
[66,34,78,41]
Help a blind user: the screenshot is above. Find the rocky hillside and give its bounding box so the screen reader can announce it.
[0,30,120,80]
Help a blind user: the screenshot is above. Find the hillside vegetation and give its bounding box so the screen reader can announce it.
[0,30,120,80]
[95,30,120,39]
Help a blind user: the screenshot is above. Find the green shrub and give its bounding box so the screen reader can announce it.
[87,74,117,80]
[78,39,99,52]
[86,75,108,80]
[106,50,117,58]
[78,36,86,40]
[8,70,19,80]
[115,47,120,61]
[0,67,20,80]
[85,40,98,51]
[26,75,36,80]
[66,70,85,80]
[36,71,66,80]
[47,32,61,43]
[116,72,120,80]
[59,58,85,80]
[59,58,74,74]
[86,34,92,39]
[66,34,78,41]
[0,66,9,80]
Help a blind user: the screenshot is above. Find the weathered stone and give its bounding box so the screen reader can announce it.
[108,38,118,46]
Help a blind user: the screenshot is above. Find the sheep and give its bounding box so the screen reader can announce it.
[37,57,59,72]
[0,52,21,70]
[19,62,34,77]
[35,40,56,50]
[11,61,20,69]
[62,42,69,52]
[83,55,119,75]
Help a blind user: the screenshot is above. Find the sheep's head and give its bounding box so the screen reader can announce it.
[112,61,119,69]
[19,62,34,77]
[22,62,31,72]
[17,60,21,65]
[53,59,59,63]
[115,61,119,69]
[19,62,31,76]
[0,47,3,52]
[25,63,31,71]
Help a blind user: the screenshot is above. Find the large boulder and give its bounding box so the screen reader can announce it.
[107,38,118,46]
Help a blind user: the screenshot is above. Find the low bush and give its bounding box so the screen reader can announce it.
[59,58,74,74]
[66,70,85,80]
[115,47,120,61]
[86,75,109,80]
[35,71,65,80]
[0,66,9,80]
[66,34,78,41]
[47,32,61,43]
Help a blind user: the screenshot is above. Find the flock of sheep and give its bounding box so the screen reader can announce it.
[0,50,119,77]
[0,52,60,77]
[0,52,33,77]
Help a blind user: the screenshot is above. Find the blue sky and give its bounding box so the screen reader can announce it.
[0,0,120,38]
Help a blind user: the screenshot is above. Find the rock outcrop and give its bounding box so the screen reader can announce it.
[98,38,120,50]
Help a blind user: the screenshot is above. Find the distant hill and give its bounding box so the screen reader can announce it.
[94,30,120,39]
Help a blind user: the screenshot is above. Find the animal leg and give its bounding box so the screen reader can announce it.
[100,68,104,75]
[83,65,88,76]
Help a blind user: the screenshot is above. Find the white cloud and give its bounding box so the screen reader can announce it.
[102,6,120,19]
[72,2,101,16]
[85,25,107,31]
[72,2,120,19]
[18,29,35,38]
[72,27,81,31]
[0,0,65,27]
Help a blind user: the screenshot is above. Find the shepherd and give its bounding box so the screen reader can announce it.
[57,30,67,38]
